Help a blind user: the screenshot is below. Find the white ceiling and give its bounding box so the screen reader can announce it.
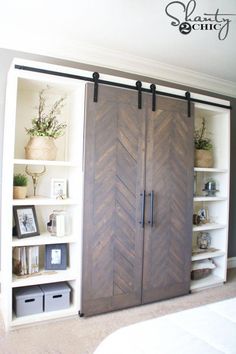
[0,0,236,96]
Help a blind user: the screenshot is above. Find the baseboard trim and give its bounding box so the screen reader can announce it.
[227,257,236,269]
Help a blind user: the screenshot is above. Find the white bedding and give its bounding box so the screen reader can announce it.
[94,298,236,354]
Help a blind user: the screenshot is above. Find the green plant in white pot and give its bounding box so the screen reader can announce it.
[13,173,28,199]
[194,118,213,168]
[25,87,67,160]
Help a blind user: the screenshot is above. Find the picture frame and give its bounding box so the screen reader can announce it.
[197,207,209,223]
[45,243,67,270]
[50,178,67,199]
[13,205,40,238]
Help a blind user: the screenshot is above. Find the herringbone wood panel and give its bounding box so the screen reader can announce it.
[82,87,194,315]
[142,97,194,303]
[82,84,145,315]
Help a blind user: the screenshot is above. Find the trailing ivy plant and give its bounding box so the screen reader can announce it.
[25,87,67,139]
[194,117,213,151]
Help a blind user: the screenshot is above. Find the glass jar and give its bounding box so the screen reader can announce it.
[48,210,70,237]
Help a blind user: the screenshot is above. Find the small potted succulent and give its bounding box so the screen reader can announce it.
[13,173,28,199]
[194,117,213,167]
[25,87,67,160]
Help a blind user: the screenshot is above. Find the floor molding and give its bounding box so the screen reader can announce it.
[227,257,236,269]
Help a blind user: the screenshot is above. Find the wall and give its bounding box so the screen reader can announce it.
[0,48,235,259]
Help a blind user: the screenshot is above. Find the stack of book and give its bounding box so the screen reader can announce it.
[13,246,39,276]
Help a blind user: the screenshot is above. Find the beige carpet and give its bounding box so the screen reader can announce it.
[0,269,236,354]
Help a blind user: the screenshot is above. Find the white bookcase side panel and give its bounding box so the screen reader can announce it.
[1,71,19,328]
[193,103,230,293]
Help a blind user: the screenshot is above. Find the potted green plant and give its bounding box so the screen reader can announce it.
[194,118,213,168]
[25,87,67,160]
[13,173,28,199]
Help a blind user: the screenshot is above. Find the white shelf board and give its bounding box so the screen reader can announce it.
[11,305,78,327]
[12,197,79,206]
[193,196,227,202]
[193,223,226,232]
[194,167,228,173]
[12,269,77,287]
[192,250,225,261]
[14,159,79,167]
[12,233,77,247]
[190,274,224,291]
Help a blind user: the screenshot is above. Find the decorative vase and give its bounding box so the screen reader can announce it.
[195,149,213,168]
[25,136,57,160]
[13,186,27,199]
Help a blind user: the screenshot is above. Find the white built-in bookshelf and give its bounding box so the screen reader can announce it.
[0,60,85,329]
[191,103,230,292]
[0,58,231,328]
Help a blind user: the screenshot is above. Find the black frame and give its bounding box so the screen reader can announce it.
[13,205,40,238]
[45,243,67,270]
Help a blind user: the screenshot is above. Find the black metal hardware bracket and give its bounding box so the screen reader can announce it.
[139,191,146,228]
[14,65,232,111]
[150,84,156,112]
[136,80,142,109]
[185,91,191,117]
[93,72,100,102]
[148,191,154,227]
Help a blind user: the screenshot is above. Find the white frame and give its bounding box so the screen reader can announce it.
[50,178,67,199]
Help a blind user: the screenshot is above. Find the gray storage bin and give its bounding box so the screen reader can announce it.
[13,285,43,317]
[40,282,71,312]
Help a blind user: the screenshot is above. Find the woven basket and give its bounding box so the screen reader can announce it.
[195,150,213,168]
[191,268,211,280]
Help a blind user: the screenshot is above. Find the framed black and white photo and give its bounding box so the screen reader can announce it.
[13,205,40,238]
[45,243,67,270]
[51,178,67,199]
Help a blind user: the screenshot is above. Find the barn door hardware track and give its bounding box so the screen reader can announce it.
[15,65,232,116]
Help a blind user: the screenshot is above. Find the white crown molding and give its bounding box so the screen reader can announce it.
[1,39,236,98]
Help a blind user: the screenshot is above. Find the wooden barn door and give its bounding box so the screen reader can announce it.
[81,84,146,316]
[142,96,194,304]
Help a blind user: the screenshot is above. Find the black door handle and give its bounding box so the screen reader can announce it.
[148,191,154,227]
[139,190,145,228]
